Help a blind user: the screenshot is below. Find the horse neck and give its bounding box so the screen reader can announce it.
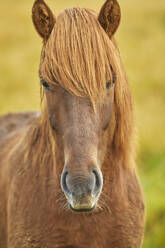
[24,112,54,169]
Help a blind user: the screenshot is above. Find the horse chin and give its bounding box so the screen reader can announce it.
[69,204,96,213]
[65,195,99,213]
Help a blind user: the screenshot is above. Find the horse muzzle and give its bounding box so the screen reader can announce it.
[61,167,103,212]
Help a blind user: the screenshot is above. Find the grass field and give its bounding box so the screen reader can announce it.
[0,0,165,247]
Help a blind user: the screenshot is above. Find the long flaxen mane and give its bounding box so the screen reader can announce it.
[26,7,135,169]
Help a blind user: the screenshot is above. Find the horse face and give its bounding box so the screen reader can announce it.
[44,83,115,212]
[32,0,121,212]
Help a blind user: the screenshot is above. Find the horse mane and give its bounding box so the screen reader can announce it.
[40,8,117,101]
[26,7,135,169]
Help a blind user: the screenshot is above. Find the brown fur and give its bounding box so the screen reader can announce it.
[98,0,121,38]
[32,0,56,40]
[0,0,145,247]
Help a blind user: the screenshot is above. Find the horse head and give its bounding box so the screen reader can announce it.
[32,0,122,212]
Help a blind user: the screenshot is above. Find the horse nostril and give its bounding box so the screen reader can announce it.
[61,166,103,206]
[61,169,70,195]
[92,168,103,197]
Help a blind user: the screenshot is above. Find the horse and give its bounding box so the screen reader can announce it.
[0,0,145,247]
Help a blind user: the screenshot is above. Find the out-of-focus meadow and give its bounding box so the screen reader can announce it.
[0,0,165,247]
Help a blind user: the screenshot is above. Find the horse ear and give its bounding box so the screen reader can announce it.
[32,0,56,40]
[98,0,121,38]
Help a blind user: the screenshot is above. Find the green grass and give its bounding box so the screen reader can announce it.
[139,152,165,247]
[0,0,165,247]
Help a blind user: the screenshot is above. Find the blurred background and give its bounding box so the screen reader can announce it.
[0,0,165,247]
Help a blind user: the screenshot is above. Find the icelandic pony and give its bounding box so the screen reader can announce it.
[0,0,145,247]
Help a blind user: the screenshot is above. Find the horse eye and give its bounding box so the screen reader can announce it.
[106,73,116,89]
[41,79,50,91]
[106,82,112,89]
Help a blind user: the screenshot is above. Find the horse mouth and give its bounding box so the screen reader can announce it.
[66,194,98,213]
[69,204,96,213]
